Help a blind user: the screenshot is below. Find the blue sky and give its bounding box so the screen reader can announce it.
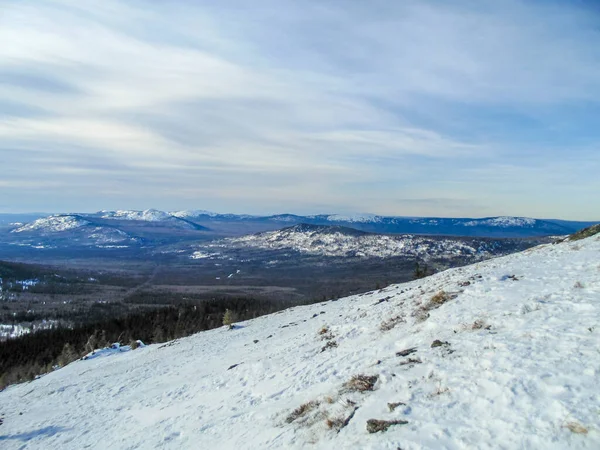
[1,0,599,219]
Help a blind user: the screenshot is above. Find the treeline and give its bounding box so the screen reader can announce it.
[0,296,299,389]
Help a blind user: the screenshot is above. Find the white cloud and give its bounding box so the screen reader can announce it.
[0,0,599,218]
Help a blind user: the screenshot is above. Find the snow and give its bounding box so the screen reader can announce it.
[213,228,502,259]
[170,210,218,218]
[88,227,132,244]
[11,215,89,233]
[1,234,600,449]
[190,251,220,259]
[462,216,537,227]
[99,209,172,221]
[326,213,383,223]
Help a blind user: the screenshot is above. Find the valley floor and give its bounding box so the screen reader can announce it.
[1,235,599,449]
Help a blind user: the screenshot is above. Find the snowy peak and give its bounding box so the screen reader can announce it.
[281,223,369,236]
[98,209,172,221]
[462,216,538,227]
[11,215,89,234]
[170,209,219,219]
[324,213,383,223]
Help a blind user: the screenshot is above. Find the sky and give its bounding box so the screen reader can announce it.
[1,0,599,220]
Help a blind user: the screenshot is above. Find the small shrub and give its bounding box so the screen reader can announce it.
[343,374,378,392]
[57,343,79,367]
[130,340,140,350]
[318,326,329,335]
[222,309,237,328]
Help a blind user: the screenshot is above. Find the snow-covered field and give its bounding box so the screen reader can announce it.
[1,234,599,449]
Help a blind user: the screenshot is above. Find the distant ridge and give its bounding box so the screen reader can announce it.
[4,209,597,239]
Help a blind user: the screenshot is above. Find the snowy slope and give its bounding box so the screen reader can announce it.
[204,224,529,260]
[11,215,89,233]
[1,234,599,449]
[98,209,173,221]
[170,209,219,218]
[461,216,537,227]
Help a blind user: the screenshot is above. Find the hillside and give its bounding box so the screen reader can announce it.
[1,232,599,449]
[207,223,541,260]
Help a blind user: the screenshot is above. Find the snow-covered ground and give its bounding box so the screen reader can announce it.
[1,234,599,449]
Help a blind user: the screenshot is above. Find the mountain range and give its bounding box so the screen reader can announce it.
[2,209,596,242]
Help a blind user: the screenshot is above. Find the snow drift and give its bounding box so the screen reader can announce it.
[1,232,599,449]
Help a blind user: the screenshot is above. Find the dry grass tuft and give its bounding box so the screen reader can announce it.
[286,400,320,424]
[412,290,456,322]
[326,416,345,430]
[380,315,405,331]
[318,326,329,335]
[430,290,450,305]
[343,374,378,392]
[564,421,588,434]
[366,419,408,433]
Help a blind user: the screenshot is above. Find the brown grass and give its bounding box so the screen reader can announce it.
[380,315,405,331]
[343,374,378,392]
[564,421,588,434]
[286,400,319,424]
[430,290,450,305]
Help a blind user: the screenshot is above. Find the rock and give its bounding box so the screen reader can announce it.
[431,340,450,348]
[396,347,417,357]
[366,419,408,433]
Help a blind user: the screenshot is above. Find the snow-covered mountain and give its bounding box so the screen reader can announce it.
[206,224,521,260]
[170,209,218,219]
[7,214,137,248]
[11,215,90,234]
[5,209,596,239]
[98,209,172,221]
[165,211,592,237]
[2,229,598,449]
